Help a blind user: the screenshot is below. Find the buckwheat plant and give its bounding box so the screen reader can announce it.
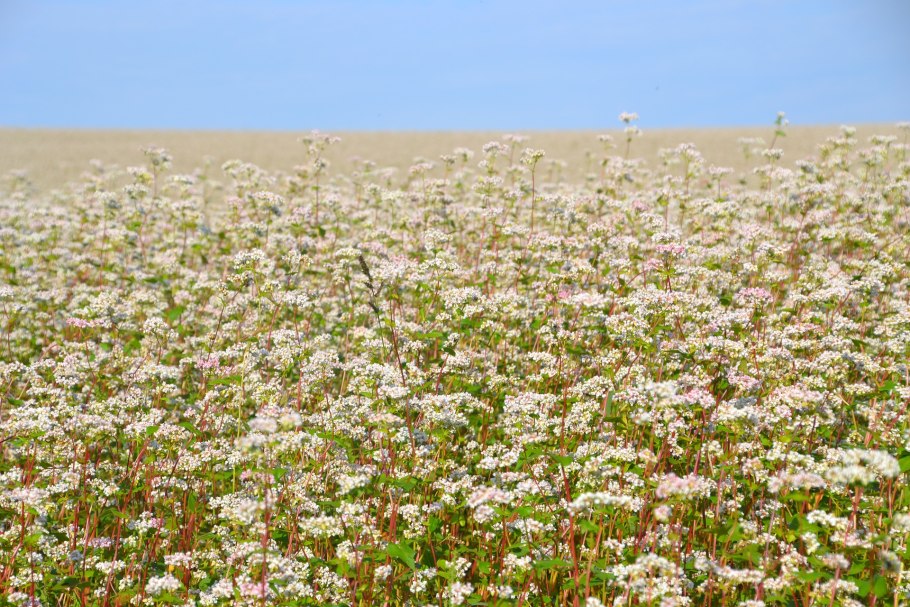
[1,121,909,607]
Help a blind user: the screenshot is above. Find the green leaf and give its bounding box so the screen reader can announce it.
[124,337,142,354]
[165,306,186,323]
[781,491,811,502]
[603,391,615,416]
[209,374,242,386]
[416,330,446,340]
[794,570,826,583]
[387,542,416,570]
[513,505,534,517]
[578,519,600,533]
[872,575,889,598]
[549,453,573,466]
[533,558,569,570]
[393,477,418,491]
[156,592,185,604]
[428,516,442,534]
[178,421,202,437]
[56,576,90,590]
[899,456,910,473]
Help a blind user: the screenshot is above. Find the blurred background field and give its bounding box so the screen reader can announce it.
[2,124,904,191]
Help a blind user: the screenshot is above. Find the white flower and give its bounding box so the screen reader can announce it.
[145,573,182,596]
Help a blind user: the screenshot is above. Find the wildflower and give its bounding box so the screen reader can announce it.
[145,573,182,596]
[374,564,393,582]
[825,448,900,485]
[655,473,713,500]
[446,581,473,606]
[3,124,908,607]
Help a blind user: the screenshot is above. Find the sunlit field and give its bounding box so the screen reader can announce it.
[1,124,904,191]
[2,118,910,607]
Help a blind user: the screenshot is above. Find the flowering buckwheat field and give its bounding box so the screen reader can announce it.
[2,118,910,607]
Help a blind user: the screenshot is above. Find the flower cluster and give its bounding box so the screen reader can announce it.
[1,121,909,606]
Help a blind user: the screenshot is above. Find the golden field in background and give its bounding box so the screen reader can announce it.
[1,124,905,190]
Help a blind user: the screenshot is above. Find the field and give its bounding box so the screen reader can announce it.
[1,120,909,607]
[1,125,905,191]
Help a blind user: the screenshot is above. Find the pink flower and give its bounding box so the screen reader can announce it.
[644,258,662,272]
[197,354,221,370]
[737,287,773,306]
[655,244,686,256]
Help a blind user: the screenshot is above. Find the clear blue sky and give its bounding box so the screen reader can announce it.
[1,0,907,130]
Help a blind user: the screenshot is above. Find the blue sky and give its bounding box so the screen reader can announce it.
[0,0,907,130]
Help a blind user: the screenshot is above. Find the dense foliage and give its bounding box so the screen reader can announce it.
[2,119,910,606]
